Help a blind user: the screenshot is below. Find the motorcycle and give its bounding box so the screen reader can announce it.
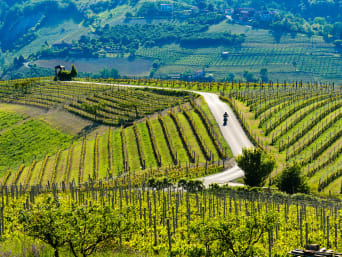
[223,112,228,126]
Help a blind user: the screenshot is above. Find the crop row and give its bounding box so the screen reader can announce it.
[121,127,129,172]
[63,145,74,183]
[93,134,99,180]
[79,138,87,184]
[24,160,36,188]
[133,122,146,170]
[108,130,113,174]
[169,112,195,163]
[271,96,342,143]
[192,103,226,159]
[158,115,178,165]
[146,118,162,166]
[181,107,211,161]
[286,111,342,158]
[38,154,49,185]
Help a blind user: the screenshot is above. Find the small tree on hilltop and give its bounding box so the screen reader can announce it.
[276,161,309,194]
[236,148,275,187]
[70,64,78,78]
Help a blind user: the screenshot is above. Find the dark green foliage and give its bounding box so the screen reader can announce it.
[260,68,268,82]
[93,23,244,51]
[243,70,255,82]
[178,179,204,193]
[56,65,78,81]
[70,64,77,77]
[236,148,275,187]
[91,68,120,79]
[276,162,309,194]
[147,177,172,190]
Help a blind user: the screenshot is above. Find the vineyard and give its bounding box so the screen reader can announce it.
[0,79,231,187]
[70,77,342,195]
[1,182,342,256]
[219,82,342,195]
[1,77,341,194]
[0,79,193,126]
[135,23,342,82]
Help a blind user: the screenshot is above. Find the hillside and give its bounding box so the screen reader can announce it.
[219,81,342,195]
[2,0,342,82]
[1,78,342,256]
[0,79,231,186]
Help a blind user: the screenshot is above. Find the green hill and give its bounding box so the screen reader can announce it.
[3,0,342,83]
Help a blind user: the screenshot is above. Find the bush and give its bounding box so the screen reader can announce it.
[276,162,309,194]
[236,148,275,187]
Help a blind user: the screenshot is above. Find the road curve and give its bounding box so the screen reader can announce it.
[69,81,253,186]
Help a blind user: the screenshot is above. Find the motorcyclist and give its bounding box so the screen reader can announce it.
[223,112,228,126]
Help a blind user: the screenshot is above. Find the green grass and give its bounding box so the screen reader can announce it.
[112,129,124,175]
[176,112,206,163]
[150,119,173,166]
[163,115,190,164]
[137,122,157,168]
[126,127,142,171]
[0,111,24,131]
[98,134,109,179]
[190,110,220,160]
[0,119,73,175]
[69,143,81,183]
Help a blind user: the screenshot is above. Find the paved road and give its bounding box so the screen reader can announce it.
[199,92,253,156]
[196,92,253,187]
[70,81,253,186]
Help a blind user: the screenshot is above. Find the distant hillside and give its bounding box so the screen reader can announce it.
[2,0,342,82]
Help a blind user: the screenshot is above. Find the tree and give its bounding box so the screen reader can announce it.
[19,195,136,257]
[178,179,204,193]
[276,162,309,194]
[243,70,255,82]
[191,211,279,257]
[65,205,134,257]
[259,68,268,82]
[236,148,275,187]
[148,177,172,190]
[19,197,68,257]
[70,64,78,78]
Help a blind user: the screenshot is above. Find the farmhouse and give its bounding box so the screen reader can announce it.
[159,3,173,13]
[233,8,256,22]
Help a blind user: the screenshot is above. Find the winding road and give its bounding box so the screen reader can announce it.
[197,92,253,187]
[70,81,254,187]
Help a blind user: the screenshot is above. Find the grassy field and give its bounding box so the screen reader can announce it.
[0,116,73,175]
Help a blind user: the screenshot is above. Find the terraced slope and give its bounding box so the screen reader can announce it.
[2,105,229,186]
[0,79,192,126]
[0,80,231,186]
[220,82,342,194]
